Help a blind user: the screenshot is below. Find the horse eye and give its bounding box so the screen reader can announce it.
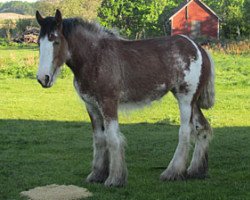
[48,33,56,41]
[54,41,60,45]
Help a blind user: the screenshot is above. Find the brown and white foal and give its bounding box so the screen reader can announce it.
[36,10,215,187]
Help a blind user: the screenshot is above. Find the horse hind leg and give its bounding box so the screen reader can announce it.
[160,95,193,180]
[187,104,212,179]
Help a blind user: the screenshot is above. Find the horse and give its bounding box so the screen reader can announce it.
[35,10,215,187]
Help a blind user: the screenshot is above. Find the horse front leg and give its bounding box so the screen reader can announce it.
[101,99,127,187]
[85,103,109,183]
[160,99,192,180]
[187,104,212,179]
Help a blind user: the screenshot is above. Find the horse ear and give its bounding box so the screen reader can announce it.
[36,11,44,26]
[55,9,62,29]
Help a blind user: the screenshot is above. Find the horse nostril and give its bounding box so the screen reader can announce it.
[37,78,43,85]
[44,75,50,85]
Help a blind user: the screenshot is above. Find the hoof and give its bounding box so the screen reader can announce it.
[104,175,127,187]
[86,171,109,184]
[187,164,208,179]
[187,152,208,179]
[187,169,208,179]
[160,169,187,181]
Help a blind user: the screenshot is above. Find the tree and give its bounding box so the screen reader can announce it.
[0,1,34,15]
[98,0,170,39]
[59,0,101,19]
[34,0,58,16]
[2,19,15,41]
[33,0,101,19]
[158,0,185,36]
[242,0,250,37]
[221,0,245,39]
[203,0,248,39]
[15,18,38,34]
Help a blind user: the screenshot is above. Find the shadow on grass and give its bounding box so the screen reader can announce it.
[0,119,250,200]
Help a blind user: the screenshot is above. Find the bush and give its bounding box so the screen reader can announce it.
[0,19,15,39]
[0,45,72,79]
[0,38,9,46]
[15,18,38,34]
[203,39,250,55]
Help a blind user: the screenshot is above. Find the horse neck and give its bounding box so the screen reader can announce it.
[65,27,102,76]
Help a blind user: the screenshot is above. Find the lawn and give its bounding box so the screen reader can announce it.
[0,46,250,200]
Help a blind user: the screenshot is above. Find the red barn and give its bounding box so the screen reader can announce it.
[169,0,220,39]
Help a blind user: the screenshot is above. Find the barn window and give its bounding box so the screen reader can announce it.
[185,6,188,20]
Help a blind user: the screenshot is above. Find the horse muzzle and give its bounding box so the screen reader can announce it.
[37,74,52,88]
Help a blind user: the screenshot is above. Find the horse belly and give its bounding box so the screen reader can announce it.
[118,83,169,111]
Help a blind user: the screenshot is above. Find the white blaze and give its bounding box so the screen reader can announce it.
[37,35,54,80]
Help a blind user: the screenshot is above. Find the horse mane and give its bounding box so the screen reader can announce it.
[62,18,120,40]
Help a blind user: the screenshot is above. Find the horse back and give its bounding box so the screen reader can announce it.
[114,35,199,103]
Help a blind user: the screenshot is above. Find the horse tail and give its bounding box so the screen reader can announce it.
[197,49,215,109]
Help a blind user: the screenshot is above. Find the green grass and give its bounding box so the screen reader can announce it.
[0,46,250,199]
[0,45,71,79]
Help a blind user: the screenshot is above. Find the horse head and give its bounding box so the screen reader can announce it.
[36,10,70,88]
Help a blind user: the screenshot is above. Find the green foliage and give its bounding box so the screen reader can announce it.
[60,0,102,19]
[32,0,102,20]
[0,45,71,79]
[15,18,39,34]
[0,45,38,79]
[0,38,36,48]
[0,19,15,40]
[98,0,170,39]
[0,1,34,15]
[221,0,245,39]
[203,0,249,39]
[33,0,58,17]
[243,0,250,36]
[0,38,8,46]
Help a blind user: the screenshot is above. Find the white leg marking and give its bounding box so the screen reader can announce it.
[87,124,109,183]
[104,120,127,186]
[188,111,211,178]
[174,102,192,167]
[85,102,109,183]
[93,128,107,165]
[161,101,192,180]
[188,135,208,172]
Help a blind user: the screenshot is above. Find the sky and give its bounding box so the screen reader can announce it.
[0,0,37,2]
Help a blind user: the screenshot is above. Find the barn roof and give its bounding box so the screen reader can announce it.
[169,0,220,20]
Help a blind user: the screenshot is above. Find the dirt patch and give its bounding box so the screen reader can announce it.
[0,13,33,20]
[20,184,93,200]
